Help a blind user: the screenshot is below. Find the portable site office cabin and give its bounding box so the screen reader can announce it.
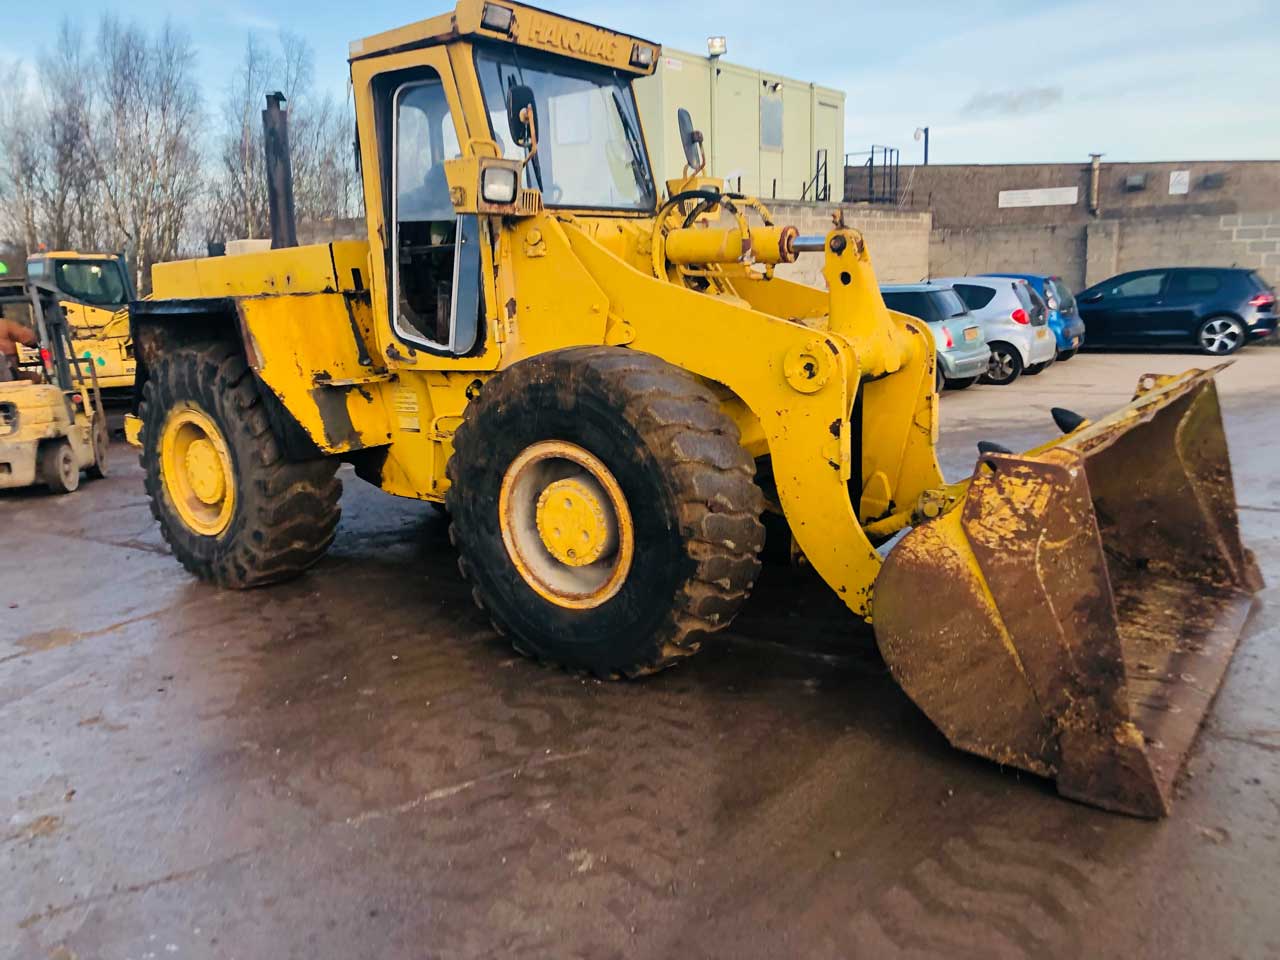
[634,49,845,203]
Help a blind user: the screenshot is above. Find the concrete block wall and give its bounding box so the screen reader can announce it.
[1108,213,1280,287]
[930,223,1086,287]
[922,211,1280,291]
[768,201,932,286]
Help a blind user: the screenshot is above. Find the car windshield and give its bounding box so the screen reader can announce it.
[54,259,128,307]
[475,46,655,211]
[1047,278,1076,311]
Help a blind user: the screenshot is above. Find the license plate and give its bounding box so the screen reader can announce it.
[1037,329,1048,339]
[963,327,979,341]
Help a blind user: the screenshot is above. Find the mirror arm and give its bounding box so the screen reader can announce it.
[519,106,539,178]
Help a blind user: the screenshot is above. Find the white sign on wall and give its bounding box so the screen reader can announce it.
[1169,170,1190,195]
[997,186,1080,208]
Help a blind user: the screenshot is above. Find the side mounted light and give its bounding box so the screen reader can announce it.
[482,165,518,204]
[630,43,655,68]
[481,3,514,33]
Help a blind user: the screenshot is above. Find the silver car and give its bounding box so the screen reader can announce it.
[880,283,991,390]
[933,276,1058,385]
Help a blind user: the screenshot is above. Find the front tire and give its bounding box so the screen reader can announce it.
[1198,316,1245,355]
[1057,348,1078,361]
[980,342,1023,386]
[40,440,80,494]
[139,342,342,588]
[447,347,765,678]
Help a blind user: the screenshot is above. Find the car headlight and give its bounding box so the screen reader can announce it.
[481,165,518,204]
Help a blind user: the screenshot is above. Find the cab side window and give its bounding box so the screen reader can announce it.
[393,78,479,353]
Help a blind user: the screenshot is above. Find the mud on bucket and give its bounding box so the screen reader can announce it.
[873,367,1262,817]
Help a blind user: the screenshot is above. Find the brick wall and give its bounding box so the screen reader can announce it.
[850,160,1280,229]
[1109,213,1280,286]
[925,211,1280,290]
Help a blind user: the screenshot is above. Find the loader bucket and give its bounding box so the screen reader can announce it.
[874,367,1262,817]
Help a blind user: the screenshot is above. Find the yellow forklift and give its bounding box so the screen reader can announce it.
[0,278,109,493]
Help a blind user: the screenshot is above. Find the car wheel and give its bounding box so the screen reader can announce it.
[943,376,979,390]
[935,364,944,393]
[1198,316,1245,355]
[1057,348,1077,361]
[1024,362,1049,376]
[980,343,1023,386]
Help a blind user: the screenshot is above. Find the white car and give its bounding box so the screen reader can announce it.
[932,276,1058,385]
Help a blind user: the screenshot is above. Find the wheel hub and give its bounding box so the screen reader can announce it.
[535,477,613,567]
[498,440,634,610]
[160,403,236,537]
[185,438,226,505]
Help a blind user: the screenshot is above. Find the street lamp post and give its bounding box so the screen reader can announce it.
[707,36,727,178]
[914,126,930,165]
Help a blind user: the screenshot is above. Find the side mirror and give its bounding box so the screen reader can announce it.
[506,84,536,148]
[677,107,704,172]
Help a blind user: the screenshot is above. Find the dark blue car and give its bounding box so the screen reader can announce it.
[982,273,1086,359]
[1074,267,1277,355]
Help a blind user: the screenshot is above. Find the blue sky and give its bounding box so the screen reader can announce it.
[3,0,1276,163]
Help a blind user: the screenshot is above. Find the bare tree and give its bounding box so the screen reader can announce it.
[88,16,204,290]
[1,18,358,275]
[0,60,42,256]
[0,17,203,291]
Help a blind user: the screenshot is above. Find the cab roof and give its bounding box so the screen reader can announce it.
[349,0,659,77]
[29,251,119,261]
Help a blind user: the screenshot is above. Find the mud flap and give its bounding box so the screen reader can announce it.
[874,367,1262,817]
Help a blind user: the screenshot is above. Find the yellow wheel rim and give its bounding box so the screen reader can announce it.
[160,402,236,537]
[499,440,634,609]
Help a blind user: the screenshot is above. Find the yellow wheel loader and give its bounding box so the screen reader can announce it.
[15,252,137,404]
[0,280,110,494]
[125,1,1260,817]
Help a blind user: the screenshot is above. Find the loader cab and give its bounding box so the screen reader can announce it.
[350,0,660,362]
[27,253,132,326]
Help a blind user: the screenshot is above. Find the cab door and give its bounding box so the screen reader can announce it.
[351,45,499,375]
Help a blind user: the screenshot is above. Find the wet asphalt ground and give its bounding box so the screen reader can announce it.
[3,350,1279,959]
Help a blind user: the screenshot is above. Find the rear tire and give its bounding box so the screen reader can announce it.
[1198,315,1245,355]
[1057,348,1078,361]
[943,376,979,390]
[40,440,80,494]
[139,341,342,588]
[980,342,1023,386]
[447,346,765,678]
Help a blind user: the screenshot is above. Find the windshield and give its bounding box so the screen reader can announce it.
[53,259,128,307]
[475,46,655,211]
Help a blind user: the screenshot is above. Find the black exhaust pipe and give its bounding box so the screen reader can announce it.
[262,92,297,249]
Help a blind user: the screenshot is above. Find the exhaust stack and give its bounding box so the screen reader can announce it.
[262,92,298,249]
